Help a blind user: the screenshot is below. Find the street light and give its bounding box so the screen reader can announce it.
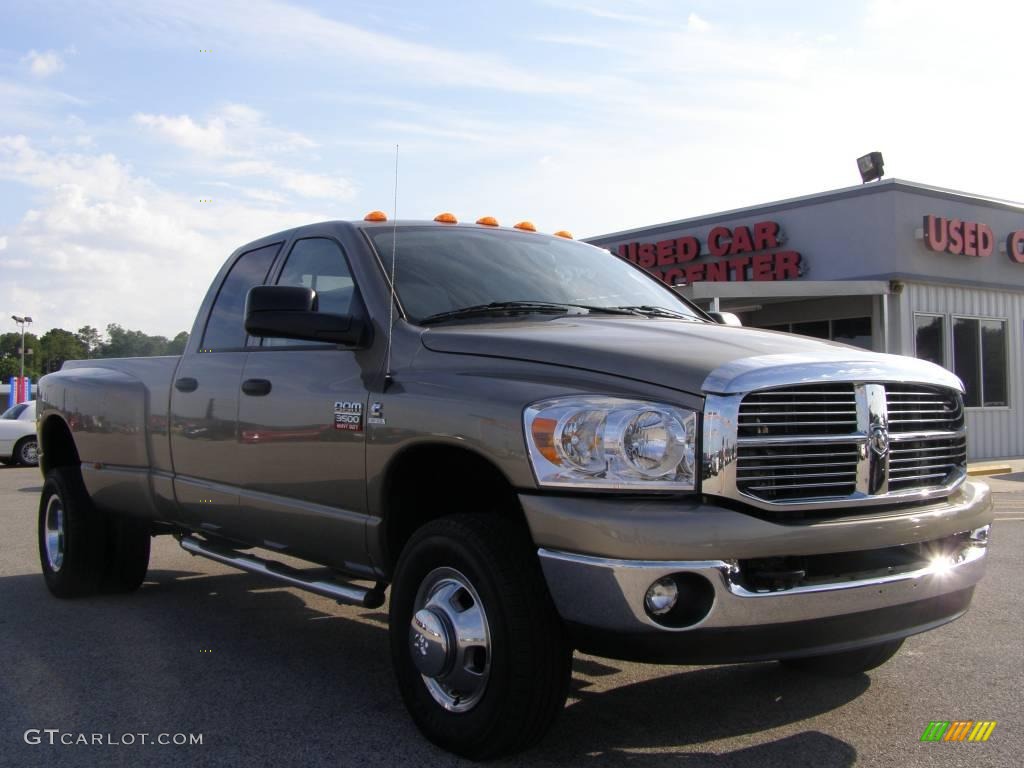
[11,315,33,382]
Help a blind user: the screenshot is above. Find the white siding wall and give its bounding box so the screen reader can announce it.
[898,282,1023,460]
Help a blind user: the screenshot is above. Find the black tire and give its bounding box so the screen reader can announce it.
[100,515,151,593]
[14,436,38,467]
[780,638,904,676]
[389,514,572,760]
[38,468,106,598]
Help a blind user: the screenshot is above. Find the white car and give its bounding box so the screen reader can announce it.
[0,400,38,466]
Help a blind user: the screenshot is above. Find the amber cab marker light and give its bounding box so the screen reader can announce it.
[514,220,537,232]
[476,216,500,226]
[553,230,573,239]
[434,212,458,224]
[364,210,388,222]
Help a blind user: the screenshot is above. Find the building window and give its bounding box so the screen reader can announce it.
[953,317,1008,408]
[914,314,945,367]
[760,317,872,350]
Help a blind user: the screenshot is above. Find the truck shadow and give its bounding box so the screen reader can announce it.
[0,567,862,767]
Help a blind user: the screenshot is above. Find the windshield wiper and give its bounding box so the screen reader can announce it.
[419,301,636,326]
[613,305,702,320]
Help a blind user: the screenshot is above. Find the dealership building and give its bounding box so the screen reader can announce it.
[587,179,1024,460]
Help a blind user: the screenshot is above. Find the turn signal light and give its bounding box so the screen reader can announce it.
[476,216,499,226]
[434,212,458,224]
[553,230,573,239]
[364,210,387,222]
[514,221,536,232]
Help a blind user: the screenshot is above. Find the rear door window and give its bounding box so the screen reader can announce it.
[201,243,282,351]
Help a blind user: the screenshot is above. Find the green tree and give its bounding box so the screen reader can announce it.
[166,331,189,355]
[38,328,88,374]
[0,331,40,379]
[76,325,102,357]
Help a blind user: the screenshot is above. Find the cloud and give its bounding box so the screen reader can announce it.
[687,12,711,33]
[22,49,65,78]
[102,0,586,95]
[134,105,351,201]
[0,136,334,337]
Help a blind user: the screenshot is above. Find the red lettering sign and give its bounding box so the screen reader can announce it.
[610,220,799,285]
[923,215,994,258]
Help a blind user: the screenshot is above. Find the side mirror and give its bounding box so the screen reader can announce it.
[708,311,742,327]
[245,286,370,347]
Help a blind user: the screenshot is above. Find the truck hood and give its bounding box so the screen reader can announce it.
[420,317,958,395]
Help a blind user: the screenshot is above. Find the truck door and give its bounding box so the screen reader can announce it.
[234,237,372,570]
[169,242,282,529]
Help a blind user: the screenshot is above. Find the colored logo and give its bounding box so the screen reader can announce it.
[920,721,997,742]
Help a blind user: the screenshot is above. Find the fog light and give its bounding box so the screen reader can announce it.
[644,577,679,616]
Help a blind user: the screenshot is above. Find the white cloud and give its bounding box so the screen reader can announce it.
[134,113,228,155]
[687,12,711,33]
[0,136,334,337]
[135,105,351,201]
[22,49,65,78]
[103,0,585,95]
[0,235,7,250]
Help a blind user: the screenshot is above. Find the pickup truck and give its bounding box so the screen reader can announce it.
[36,213,992,759]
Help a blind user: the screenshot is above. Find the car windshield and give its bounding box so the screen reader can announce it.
[1,403,27,420]
[368,227,704,325]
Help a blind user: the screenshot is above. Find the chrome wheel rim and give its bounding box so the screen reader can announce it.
[409,567,491,713]
[21,440,38,465]
[44,494,65,572]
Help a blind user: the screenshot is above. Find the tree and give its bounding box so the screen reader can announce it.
[0,331,41,379]
[38,329,87,374]
[167,331,189,355]
[76,326,102,357]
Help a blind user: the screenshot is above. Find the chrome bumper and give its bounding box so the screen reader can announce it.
[538,525,989,634]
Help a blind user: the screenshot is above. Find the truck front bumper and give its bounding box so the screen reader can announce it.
[523,480,992,664]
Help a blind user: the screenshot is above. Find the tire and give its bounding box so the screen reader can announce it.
[15,436,39,467]
[38,468,106,598]
[389,514,572,760]
[99,515,151,593]
[780,638,904,676]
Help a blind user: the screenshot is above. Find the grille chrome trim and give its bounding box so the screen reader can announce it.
[703,375,967,512]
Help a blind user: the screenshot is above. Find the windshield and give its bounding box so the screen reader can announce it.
[368,227,703,324]
[1,403,27,420]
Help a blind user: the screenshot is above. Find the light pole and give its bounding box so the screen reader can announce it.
[11,315,33,382]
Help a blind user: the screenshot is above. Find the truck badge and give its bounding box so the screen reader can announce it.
[368,401,386,426]
[334,401,363,432]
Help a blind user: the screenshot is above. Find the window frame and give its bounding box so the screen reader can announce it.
[199,242,283,353]
[951,313,1010,411]
[250,234,365,353]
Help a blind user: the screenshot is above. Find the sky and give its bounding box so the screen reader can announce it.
[1,0,1022,338]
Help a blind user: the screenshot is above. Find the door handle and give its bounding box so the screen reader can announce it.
[241,378,272,396]
[174,377,198,393]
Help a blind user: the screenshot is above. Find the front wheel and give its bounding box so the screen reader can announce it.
[389,514,572,760]
[780,638,904,676]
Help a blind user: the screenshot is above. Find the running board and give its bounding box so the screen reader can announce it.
[179,536,385,609]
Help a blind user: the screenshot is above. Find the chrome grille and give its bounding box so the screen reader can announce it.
[732,382,966,504]
[885,384,963,433]
[888,435,968,491]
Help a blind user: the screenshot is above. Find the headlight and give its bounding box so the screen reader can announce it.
[524,396,697,490]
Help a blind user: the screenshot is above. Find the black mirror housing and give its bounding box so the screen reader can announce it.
[245,286,371,347]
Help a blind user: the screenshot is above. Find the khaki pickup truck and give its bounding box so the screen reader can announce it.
[36,214,991,758]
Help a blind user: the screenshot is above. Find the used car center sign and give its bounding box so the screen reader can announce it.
[612,220,803,286]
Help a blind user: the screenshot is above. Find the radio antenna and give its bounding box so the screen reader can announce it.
[383,143,399,390]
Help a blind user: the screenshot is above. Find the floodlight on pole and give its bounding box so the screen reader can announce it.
[11,314,33,382]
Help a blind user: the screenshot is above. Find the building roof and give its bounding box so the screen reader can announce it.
[587,179,1024,244]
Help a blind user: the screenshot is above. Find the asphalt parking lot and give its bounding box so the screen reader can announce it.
[1,465,1021,768]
